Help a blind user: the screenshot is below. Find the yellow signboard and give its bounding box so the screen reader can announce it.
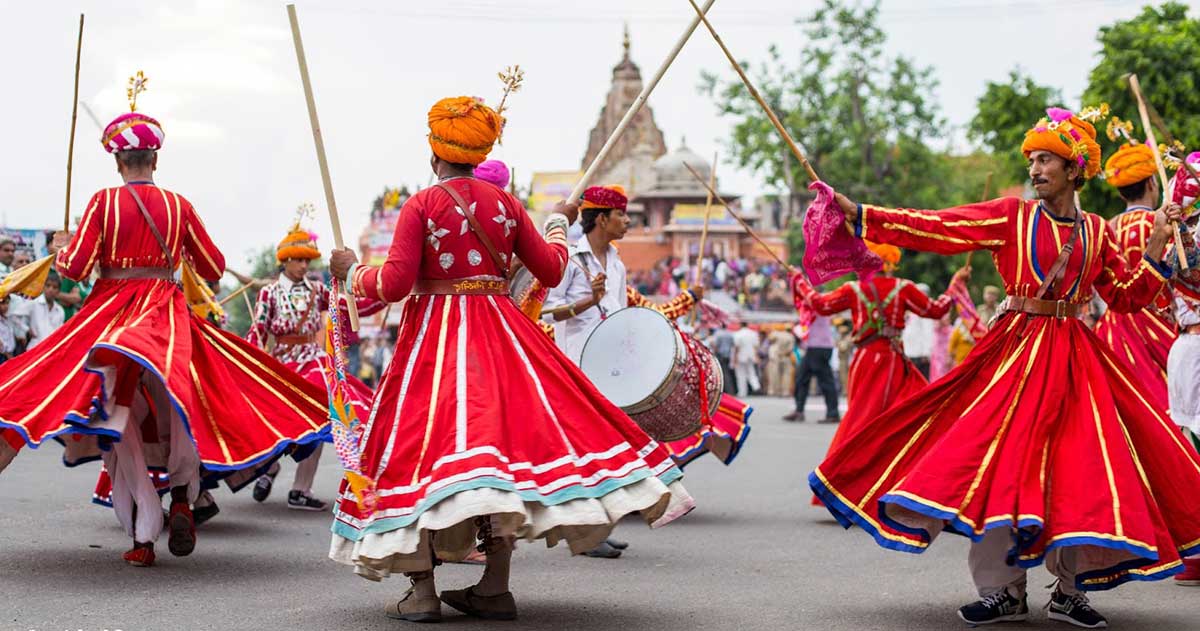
[528,171,582,214]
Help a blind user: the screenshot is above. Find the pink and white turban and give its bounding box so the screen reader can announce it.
[101,112,165,153]
[1169,152,1200,209]
[473,159,510,189]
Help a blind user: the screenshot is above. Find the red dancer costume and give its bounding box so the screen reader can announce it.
[1093,141,1176,402]
[0,102,328,567]
[327,98,692,622]
[543,185,752,471]
[810,108,1200,627]
[244,216,382,511]
[792,242,955,504]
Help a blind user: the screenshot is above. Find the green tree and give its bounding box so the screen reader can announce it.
[968,68,1061,187]
[1082,2,1200,217]
[220,244,280,337]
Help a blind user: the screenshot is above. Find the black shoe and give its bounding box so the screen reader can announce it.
[252,473,275,503]
[193,501,220,526]
[606,538,629,550]
[819,416,841,424]
[582,541,622,559]
[957,590,1029,626]
[287,490,328,512]
[1047,589,1107,628]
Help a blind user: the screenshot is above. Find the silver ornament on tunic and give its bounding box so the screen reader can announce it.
[440,253,455,270]
[468,249,483,266]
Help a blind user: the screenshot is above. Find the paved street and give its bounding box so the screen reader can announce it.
[2,395,1196,631]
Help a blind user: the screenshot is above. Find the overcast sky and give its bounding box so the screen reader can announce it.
[0,0,1193,272]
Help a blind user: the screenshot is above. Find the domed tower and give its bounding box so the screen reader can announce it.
[580,25,668,194]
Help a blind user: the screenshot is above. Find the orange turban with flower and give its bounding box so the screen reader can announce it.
[1021,108,1103,179]
[427,96,504,166]
[1104,143,1157,188]
[865,240,901,271]
[277,223,320,262]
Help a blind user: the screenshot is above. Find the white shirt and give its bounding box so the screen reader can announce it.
[544,235,628,364]
[732,327,759,365]
[28,297,64,349]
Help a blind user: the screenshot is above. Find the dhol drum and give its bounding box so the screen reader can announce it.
[507,260,546,319]
[579,306,722,442]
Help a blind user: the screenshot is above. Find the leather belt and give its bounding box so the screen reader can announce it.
[1001,296,1083,319]
[276,334,317,346]
[412,278,509,295]
[99,266,174,280]
[856,326,902,349]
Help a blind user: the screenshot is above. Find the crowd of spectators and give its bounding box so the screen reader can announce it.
[628,255,794,310]
[0,238,86,364]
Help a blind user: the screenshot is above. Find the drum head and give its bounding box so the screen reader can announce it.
[579,307,678,409]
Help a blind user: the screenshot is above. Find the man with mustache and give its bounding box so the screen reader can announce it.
[809,107,1195,629]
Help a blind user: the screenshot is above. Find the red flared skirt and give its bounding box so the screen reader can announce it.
[664,394,752,468]
[1094,307,1174,405]
[810,313,1200,591]
[812,339,926,505]
[331,293,693,577]
[0,278,329,475]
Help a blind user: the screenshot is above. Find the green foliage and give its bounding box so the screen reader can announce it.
[968,69,1061,188]
[1082,2,1200,217]
[221,245,281,337]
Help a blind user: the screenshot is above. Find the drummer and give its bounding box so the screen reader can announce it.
[544,185,701,362]
[543,184,703,559]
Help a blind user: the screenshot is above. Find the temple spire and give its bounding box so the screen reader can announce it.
[622,22,631,61]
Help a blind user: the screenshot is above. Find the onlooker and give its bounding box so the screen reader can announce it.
[902,283,935,378]
[765,327,795,397]
[712,324,736,395]
[0,295,15,364]
[834,317,854,394]
[785,315,839,423]
[27,273,65,350]
[731,322,761,397]
[976,285,1002,328]
[0,238,14,276]
[930,312,953,381]
[948,316,977,368]
[58,276,93,321]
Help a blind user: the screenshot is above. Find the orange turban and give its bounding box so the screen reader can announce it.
[1021,108,1102,180]
[277,223,320,262]
[1104,143,1157,188]
[865,240,901,271]
[427,96,504,166]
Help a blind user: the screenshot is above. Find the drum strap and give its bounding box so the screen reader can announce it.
[436,182,509,277]
[1035,203,1083,300]
[124,184,174,273]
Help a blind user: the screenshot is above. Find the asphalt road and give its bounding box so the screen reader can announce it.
[2,395,1197,631]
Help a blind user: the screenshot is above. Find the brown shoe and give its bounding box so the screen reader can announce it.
[818,416,841,424]
[782,410,803,422]
[385,586,442,623]
[440,586,517,621]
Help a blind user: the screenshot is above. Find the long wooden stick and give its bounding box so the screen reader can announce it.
[1140,97,1200,204]
[287,4,360,329]
[686,0,818,184]
[1129,73,1187,269]
[688,152,718,326]
[219,281,256,306]
[694,151,718,288]
[64,14,84,230]
[684,162,792,272]
[568,0,716,201]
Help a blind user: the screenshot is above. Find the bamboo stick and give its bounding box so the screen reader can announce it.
[64,14,84,230]
[568,0,716,201]
[1140,97,1200,205]
[686,0,819,184]
[688,152,718,326]
[1129,73,1187,269]
[287,4,361,329]
[219,281,256,306]
[683,162,792,272]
